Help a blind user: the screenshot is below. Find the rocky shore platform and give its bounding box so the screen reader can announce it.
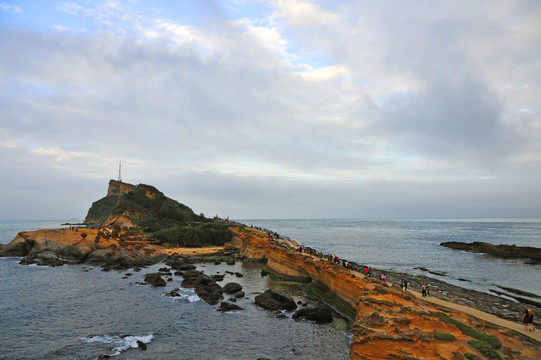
[2,225,540,359]
[441,241,541,264]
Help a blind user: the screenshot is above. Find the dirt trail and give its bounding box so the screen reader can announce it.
[410,290,541,342]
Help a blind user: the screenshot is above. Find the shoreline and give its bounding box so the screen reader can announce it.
[1,225,540,359]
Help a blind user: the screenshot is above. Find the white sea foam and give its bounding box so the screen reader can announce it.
[80,333,153,356]
[162,287,200,302]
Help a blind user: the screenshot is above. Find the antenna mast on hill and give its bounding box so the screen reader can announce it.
[118,160,122,183]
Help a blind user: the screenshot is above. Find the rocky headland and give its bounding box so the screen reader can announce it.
[1,180,540,359]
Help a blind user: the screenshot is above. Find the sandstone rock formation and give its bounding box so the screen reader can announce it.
[231,226,541,360]
[0,228,168,269]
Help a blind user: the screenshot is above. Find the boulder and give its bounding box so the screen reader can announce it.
[165,257,197,271]
[136,340,147,350]
[213,274,225,281]
[292,305,333,324]
[181,270,223,305]
[255,290,297,311]
[217,301,244,312]
[223,282,243,294]
[144,273,166,287]
[164,289,182,297]
[195,283,223,305]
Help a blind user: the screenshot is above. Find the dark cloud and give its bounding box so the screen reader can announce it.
[373,76,522,163]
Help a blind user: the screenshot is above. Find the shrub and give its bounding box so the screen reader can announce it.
[153,223,233,247]
[433,331,455,341]
[436,312,501,349]
[468,340,500,359]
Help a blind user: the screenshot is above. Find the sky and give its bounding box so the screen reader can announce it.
[1,0,540,220]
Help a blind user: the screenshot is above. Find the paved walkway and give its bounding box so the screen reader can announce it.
[409,290,540,342]
[290,249,540,343]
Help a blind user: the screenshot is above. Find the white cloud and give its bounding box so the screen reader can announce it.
[0,2,22,13]
[0,0,540,219]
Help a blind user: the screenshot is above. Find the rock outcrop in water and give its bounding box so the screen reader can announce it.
[441,241,541,262]
[0,228,169,268]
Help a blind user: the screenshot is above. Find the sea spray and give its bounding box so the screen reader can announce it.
[80,333,153,356]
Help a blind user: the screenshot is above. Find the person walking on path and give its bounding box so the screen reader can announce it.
[523,309,535,331]
[523,309,530,331]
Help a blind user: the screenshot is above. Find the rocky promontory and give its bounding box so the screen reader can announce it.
[441,241,541,262]
[2,180,540,359]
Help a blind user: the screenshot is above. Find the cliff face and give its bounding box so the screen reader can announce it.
[232,226,541,360]
[107,180,136,197]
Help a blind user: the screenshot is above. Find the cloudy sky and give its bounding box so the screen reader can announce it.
[1,0,540,220]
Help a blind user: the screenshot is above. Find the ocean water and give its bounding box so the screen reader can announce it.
[0,220,351,360]
[1,219,540,359]
[241,218,541,298]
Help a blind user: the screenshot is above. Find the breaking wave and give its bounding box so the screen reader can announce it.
[80,333,153,356]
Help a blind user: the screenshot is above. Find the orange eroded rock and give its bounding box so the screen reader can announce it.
[231,226,541,360]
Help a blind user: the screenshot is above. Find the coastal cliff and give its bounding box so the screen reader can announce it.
[232,226,541,360]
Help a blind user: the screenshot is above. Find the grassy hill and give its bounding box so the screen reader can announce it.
[85,183,207,231]
[84,181,232,247]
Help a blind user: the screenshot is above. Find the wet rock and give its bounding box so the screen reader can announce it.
[255,290,297,311]
[181,270,223,305]
[136,340,147,350]
[226,259,235,265]
[223,282,243,294]
[217,301,244,312]
[234,291,245,298]
[235,272,244,277]
[292,305,333,324]
[212,274,225,281]
[195,283,223,305]
[164,289,182,297]
[165,257,197,271]
[144,273,166,287]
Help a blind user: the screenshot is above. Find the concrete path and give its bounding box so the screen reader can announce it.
[410,290,540,342]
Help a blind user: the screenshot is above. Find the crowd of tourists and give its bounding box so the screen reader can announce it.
[245,223,537,333]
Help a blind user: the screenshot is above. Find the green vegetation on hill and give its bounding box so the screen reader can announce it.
[153,222,233,247]
[85,195,118,223]
[85,183,208,232]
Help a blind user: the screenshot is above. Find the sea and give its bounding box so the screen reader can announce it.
[1,218,540,360]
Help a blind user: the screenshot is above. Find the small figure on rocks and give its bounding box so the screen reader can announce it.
[523,309,535,331]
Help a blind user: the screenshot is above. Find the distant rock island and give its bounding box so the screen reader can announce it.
[440,241,541,262]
